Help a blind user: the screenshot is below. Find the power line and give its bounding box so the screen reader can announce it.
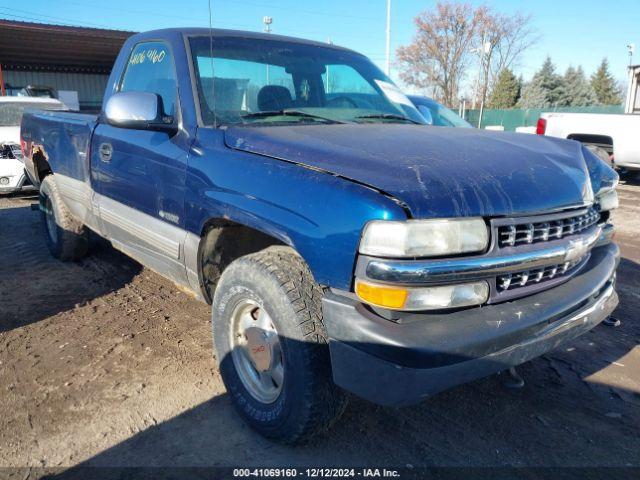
[55,0,381,24]
[0,12,109,29]
[54,0,206,23]
[0,9,378,46]
[0,6,111,29]
[215,0,381,22]
[10,0,380,42]
[0,2,386,48]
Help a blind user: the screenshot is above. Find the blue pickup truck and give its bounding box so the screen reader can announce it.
[21,28,620,443]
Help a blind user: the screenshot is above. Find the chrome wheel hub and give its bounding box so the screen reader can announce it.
[230,299,284,404]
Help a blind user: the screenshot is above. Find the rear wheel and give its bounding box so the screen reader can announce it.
[212,247,348,444]
[40,175,88,261]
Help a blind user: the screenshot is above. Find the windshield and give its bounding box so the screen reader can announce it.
[189,36,425,126]
[0,101,64,126]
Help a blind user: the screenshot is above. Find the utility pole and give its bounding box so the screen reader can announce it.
[385,0,391,76]
[476,41,492,129]
[263,16,272,34]
[470,45,483,109]
[263,16,273,84]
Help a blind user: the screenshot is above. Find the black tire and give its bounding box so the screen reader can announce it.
[212,247,348,444]
[40,175,89,261]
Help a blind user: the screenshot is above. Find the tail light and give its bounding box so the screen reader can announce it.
[20,138,26,157]
[536,118,547,135]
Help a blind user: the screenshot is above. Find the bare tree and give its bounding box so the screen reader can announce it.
[396,1,484,106]
[397,2,537,109]
[474,10,538,107]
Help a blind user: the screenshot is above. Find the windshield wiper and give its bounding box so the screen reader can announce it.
[355,113,422,124]
[241,109,346,124]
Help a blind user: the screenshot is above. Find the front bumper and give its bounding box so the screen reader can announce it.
[322,243,619,406]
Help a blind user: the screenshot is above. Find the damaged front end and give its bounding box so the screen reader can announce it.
[322,152,620,406]
[323,202,619,405]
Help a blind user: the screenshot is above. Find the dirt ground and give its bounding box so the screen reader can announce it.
[0,177,639,476]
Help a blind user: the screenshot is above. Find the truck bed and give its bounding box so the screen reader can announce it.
[21,110,97,187]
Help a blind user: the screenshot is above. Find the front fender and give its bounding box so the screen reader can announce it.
[581,145,619,194]
[185,129,407,290]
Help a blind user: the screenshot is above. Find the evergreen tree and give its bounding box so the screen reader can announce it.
[488,69,520,108]
[591,58,622,105]
[558,66,597,106]
[517,82,548,108]
[517,74,524,100]
[517,56,564,108]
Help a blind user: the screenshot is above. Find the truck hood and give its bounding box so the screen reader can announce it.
[224,124,597,218]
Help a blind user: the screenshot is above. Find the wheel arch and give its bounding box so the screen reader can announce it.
[31,145,53,185]
[193,217,301,304]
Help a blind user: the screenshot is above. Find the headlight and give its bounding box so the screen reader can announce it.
[597,188,618,212]
[355,279,489,311]
[359,218,489,258]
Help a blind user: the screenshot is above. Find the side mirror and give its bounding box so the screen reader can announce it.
[104,91,177,135]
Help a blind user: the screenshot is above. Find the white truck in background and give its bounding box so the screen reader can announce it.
[537,65,640,172]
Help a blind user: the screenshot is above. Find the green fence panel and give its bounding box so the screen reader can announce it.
[464,106,624,131]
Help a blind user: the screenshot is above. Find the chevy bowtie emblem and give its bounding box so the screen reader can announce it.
[564,228,600,262]
[565,238,589,262]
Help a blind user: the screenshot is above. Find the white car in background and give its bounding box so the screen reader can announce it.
[408,95,473,128]
[0,97,67,194]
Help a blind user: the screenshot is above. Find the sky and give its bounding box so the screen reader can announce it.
[1,0,638,93]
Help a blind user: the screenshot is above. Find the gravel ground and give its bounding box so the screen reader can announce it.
[0,177,639,476]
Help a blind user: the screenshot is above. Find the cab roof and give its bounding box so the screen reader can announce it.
[132,28,358,55]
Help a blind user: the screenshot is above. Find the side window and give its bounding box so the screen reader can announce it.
[120,41,177,116]
[194,56,295,121]
[321,64,384,110]
[322,64,376,95]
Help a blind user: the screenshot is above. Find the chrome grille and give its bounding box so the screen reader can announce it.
[498,207,599,248]
[496,259,582,292]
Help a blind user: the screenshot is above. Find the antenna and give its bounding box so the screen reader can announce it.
[208,0,217,127]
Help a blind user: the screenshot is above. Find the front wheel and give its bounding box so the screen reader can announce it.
[212,247,348,444]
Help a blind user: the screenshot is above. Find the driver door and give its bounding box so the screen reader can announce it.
[91,40,189,279]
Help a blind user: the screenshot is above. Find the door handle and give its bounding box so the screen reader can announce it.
[99,143,113,163]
